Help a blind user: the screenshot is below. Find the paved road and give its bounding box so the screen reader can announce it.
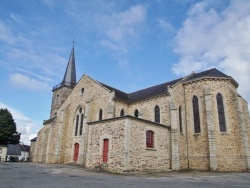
[0,162,250,188]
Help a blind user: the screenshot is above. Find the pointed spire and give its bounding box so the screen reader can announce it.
[61,45,76,87]
[52,44,77,91]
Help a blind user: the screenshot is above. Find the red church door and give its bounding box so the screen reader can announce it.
[103,139,109,163]
[74,143,79,161]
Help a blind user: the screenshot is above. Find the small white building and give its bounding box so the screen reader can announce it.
[0,145,8,162]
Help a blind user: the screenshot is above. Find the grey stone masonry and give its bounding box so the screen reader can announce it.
[204,86,218,171]
[237,94,250,170]
[170,102,180,170]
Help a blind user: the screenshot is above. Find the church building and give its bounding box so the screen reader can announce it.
[30,46,250,172]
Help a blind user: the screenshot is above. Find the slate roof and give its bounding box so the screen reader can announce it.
[128,78,182,102]
[30,137,37,142]
[7,144,21,155]
[7,144,30,155]
[53,46,76,91]
[99,68,235,103]
[185,68,231,82]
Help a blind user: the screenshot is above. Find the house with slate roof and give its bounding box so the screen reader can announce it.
[7,144,30,162]
[31,46,250,172]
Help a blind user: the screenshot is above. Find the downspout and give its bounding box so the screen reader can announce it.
[183,83,190,169]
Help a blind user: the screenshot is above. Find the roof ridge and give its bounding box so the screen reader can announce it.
[128,78,182,95]
[99,82,128,94]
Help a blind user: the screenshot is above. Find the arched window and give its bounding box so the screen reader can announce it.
[179,106,183,133]
[146,130,154,148]
[79,114,84,135]
[75,115,79,136]
[217,93,226,132]
[134,109,139,118]
[192,96,201,133]
[120,109,124,116]
[75,107,84,136]
[99,109,103,120]
[155,105,160,123]
[80,88,84,95]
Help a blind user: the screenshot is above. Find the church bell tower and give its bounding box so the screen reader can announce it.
[50,45,76,118]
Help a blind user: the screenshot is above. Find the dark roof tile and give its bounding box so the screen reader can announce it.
[186,68,230,82]
[30,137,37,142]
[99,68,231,102]
[7,144,21,155]
[128,78,182,102]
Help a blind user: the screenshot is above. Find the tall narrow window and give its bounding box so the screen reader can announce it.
[99,109,103,120]
[217,93,226,132]
[79,114,84,135]
[155,105,160,123]
[134,109,139,118]
[146,130,154,148]
[120,109,124,116]
[179,106,183,133]
[74,107,84,137]
[75,115,79,136]
[192,96,201,133]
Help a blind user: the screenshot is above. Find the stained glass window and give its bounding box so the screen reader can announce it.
[179,106,183,133]
[217,93,226,132]
[75,114,79,136]
[155,105,160,123]
[79,114,84,135]
[193,96,201,133]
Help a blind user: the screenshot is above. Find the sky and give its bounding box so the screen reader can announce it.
[1,0,250,145]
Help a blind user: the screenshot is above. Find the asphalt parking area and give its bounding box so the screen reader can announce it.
[0,162,250,188]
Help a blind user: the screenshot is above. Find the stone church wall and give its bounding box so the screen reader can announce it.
[128,95,171,125]
[184,79,246,171]
[128,118,170,172]
[86,117,170,173]
[52,75,115,164]
[29,141,36,162]
[50,87,73,118]
[170,83,189,170]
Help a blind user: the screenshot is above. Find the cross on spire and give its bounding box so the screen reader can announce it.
[72,38,76,47]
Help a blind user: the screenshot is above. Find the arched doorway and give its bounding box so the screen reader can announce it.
[103,139,109,163]
[73,143,79,162]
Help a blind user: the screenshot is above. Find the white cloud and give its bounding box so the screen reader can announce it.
[16,68,54,83]
[103,5,146,43]
[158,19,175,33]
[0,20,15,44]
[9,73,50,91]
[172,0,250,101]
[98,5,146,69]
[0,102,40,145]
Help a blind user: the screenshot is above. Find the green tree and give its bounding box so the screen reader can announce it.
[0,108,20,145]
